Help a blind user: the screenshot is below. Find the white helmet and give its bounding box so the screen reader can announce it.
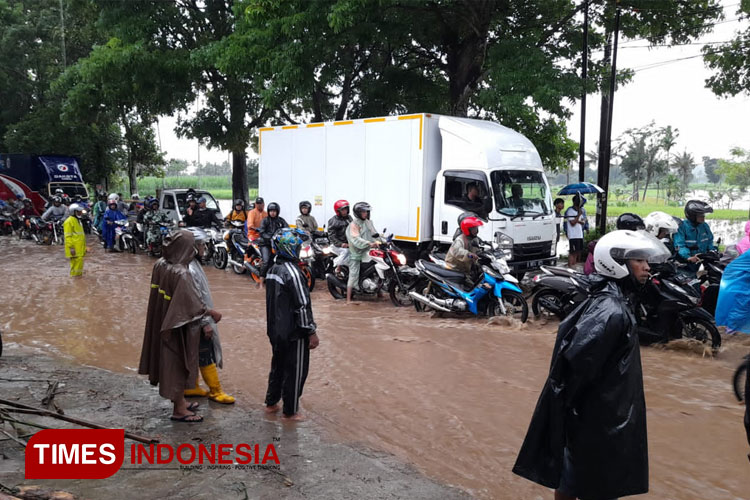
[69,203,83,214]
[108,193,119,202]
[643,211,679,238]
[594,230,671,279]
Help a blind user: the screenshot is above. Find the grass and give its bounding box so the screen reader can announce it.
[109,176,257,200]
[605,203,747,221]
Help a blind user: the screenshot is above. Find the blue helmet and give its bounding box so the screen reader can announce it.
[271,228,304,261]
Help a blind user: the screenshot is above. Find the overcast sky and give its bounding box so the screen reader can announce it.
[157,0,750,168]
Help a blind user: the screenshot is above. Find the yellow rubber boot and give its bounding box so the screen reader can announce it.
[200,363,235,404]
[184,378,209,397]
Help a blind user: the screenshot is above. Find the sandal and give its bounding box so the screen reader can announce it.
[170,413,203,423]
[187,402,200,411]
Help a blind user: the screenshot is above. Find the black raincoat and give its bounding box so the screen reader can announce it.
[513,276,648,500]
[265,257,316,343]
[259,216,289,247]
[327,214,352,247]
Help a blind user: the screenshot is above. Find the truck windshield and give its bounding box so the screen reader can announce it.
[175,192,220,214]
[490,171,551,217]
[48,183,88,199]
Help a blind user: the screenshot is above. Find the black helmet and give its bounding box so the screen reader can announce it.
[186,194,195,202]
[149,198,159,209]
[53,196,62,204]
[353,201,371,220]
[299,200,311,212]
[616,213,645,231]
[233,199,245,209]
[267,202,280,215]
[684,200,713,223]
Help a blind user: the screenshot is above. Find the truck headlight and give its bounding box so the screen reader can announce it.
[551,240,557,256]
[495,231,513,259]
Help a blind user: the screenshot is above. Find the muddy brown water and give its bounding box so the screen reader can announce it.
[2,237,750,499]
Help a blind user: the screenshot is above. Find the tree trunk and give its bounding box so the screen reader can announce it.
[231,151,248,203]
[128,165,137,197]
[642,174,651,202]
[632,177,639,201]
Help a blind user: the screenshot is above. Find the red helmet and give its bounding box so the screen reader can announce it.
[460,216,483,236]
[334,199,350,215]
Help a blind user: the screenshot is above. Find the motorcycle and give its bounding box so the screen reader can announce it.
[0,209,14,235]
[185,224,222,265]
[114,219,137,253]
[326,232,415,303]
[17,215,34,240]
[146,220,174,257]
[79,209,93,235]
[216,221,263,281]
[530,266,592,320]
[409,242,528,322]
[309,233,335,280]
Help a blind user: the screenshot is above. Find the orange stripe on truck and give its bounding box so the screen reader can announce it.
[395,207,421,242]
[397,114,423,150]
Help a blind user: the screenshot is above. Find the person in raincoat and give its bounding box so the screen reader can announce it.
[295,200,319,236]
[736,221,750,255]
[715,249,750,334]
[345,202,380,304]
[513,230,670,500]
[673,200,715,274]
[264,228,319,420]
[445,216,482,278]
[184,231,234,404]
[143,198,172,250]
[63,204,87,277]
[138,230,210,423]
[102,200,127,252]
[258,202,288,277]
[92,195,106,231]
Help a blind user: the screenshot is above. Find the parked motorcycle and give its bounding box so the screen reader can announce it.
[530,266,592,320]
[216,221,263,281]
[17,215,34,240]
[0,209,14,235]
[409,242,528,322]
[326,232,414,303]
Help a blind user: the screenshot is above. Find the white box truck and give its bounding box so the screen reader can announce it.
[258,113,558,272]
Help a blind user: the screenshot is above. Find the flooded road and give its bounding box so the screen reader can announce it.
[1,237,749,499]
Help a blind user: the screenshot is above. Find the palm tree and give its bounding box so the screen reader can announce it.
[672,150,695,194]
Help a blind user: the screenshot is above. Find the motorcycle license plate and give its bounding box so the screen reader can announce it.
[688,279,700,286]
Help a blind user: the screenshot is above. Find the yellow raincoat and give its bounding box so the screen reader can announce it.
[63,215,86,277]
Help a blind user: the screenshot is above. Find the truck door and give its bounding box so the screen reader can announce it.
[161,193,180,223]
[433,170,493,244]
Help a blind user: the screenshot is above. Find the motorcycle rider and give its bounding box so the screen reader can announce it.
[583,213,646,275]
[247,197,267,241]
[296,200,319,237]
[674,200,715,274]
[64,203,87,277]
[92,195,107,231]
[644,211,680,254]
[327,199,352,273]
[103,199,127,251]
[143,198,172,251]
[225,199,249,224]
[445,216,483,282]
[514,229,670,500]
[258,202,289,277]
[41,196,69,222]
[345,202,380,304]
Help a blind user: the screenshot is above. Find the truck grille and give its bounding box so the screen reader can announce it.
[513,242,551,261]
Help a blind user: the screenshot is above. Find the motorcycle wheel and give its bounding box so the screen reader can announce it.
[410,278,430,312]
[733,358,749,402]
[388,276,415,307]
[531,289,564,320]
[246,256,263,282]
[489,290,529,323]
[327,272,347,300]
[128,238,137,254]
[301,266,315,291]
[213,248,228,269]
[680,317,721,351]
[231,259,247,275]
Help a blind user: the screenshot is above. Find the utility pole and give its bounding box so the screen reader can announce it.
[578,0,589,183]
[596,5,620,233]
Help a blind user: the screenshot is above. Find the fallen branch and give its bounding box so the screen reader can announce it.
[41,381,60,408]
[0,399,158,444]
[0,429,27,448]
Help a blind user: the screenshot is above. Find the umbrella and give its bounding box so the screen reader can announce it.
[557,182,604,196]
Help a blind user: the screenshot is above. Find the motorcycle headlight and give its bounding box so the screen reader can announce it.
[493,259,510,275]
[300,247,313,259]
[395,253,407,266]
[223,231,230,241]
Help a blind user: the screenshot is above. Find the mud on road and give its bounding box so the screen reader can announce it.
[1,237,750,499]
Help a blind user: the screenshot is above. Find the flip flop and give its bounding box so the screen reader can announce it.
[170,413,203,423]
[187,402,200,411]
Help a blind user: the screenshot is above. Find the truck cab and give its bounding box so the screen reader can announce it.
[159,189,223,225]
[432,117,557,272]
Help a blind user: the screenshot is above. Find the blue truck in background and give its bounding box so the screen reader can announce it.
[0,154,89,213]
